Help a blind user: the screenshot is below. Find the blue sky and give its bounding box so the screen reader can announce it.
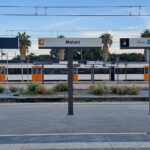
[0,0,150,58]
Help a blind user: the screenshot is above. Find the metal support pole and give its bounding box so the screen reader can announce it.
[81,49,83,61]
[6,54,8,84]
[68,49,73,115]
[116,57,119,84]
[147,49,150,115]
[91,64,95,84]
[27,50,29,83]
[21,61,23,83]
[125,63,127,81]
[42,64,44,85]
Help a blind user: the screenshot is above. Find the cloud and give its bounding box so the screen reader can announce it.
[138,10,150,29]
[49,17,88,30]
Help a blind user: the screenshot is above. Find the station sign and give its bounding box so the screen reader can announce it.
[38,38,102,48]
[120,38,150,49]
[0,37,19,49]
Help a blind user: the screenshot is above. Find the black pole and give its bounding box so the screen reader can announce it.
[116,57,119,84]
[42,64,44,85]
[91,64,95,84]
[147,49,150,115]
[68,48,73,115]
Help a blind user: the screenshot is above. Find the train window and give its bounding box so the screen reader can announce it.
[78,68,91,74]
[145,68,149,74]
[101,68,109,74]
[44,68,51,74]
[78,69,85,74]
[94,68,109,74]
[8,68,22,74]
[116,68,144,74]
[0,68,5,74]
[37,68,41,74]
[60,68,67,74]
[118,68,125,74]
[32,69,35,74]
[23,69,31,74]
[44,68,67,74]
[127,68,144,74]
[32,68,42,74]
[32,68,36,74]
[78,68,110,74]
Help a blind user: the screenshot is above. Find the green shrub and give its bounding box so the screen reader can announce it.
[19,87,24,93]
[110,85,118,94]
[128,86,140,95]
[90,84,106,95]
[54,82,68,92]
[89,85,95,91]
[117,86,129,95]
[0,85,5,93]
[46,89,55,95]
[27,82,40,94]
[9,86,18,93]
[36,86,47,95]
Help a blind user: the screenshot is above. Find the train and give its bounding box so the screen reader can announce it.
[0,61,149,82]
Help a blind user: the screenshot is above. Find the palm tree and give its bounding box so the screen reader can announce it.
[17,32,31,60]
[58,35,65,61]
[141,29,150,61]
[100,33,113,63]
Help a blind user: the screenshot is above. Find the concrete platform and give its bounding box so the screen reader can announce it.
[0,103,150,149]
[0,141,150,150]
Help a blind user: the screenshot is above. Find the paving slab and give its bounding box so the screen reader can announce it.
[0,142,150,150]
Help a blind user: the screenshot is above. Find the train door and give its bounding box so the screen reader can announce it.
[32,66,42,82]
[73,67,78,81]
[144,66,149,81]
[0,66,6,82]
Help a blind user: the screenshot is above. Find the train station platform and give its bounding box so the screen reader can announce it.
[0,103,150,149]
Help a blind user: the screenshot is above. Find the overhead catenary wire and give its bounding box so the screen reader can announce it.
[0,5,149,8]
[4,29,146,32]
[0,5,149,16]
[0,14,150,17]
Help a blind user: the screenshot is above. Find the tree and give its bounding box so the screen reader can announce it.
[17,32,31,60]
[81,48,103,61]
[58,35,65,61]
[49,48,59,60]
[108,53,144,62]
[100,33,113,63]
[141,29,150,38]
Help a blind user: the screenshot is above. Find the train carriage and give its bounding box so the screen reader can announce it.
[0,62,148,82]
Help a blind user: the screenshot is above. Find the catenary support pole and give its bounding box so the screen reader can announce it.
[68,48,73,115]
